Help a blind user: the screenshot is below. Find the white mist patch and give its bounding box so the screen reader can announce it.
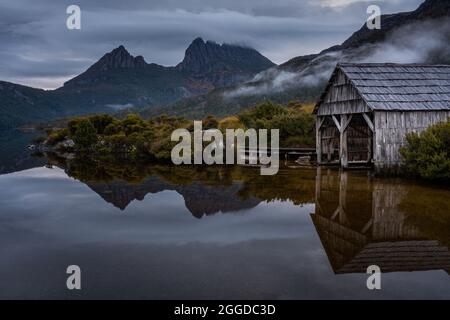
[362,19,450,64]
[106,103,134,111]
[224,51,339,99]
[223,18,450,100]
[224,69,299,98]
[296,51,342,85]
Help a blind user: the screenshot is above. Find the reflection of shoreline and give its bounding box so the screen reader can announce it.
[312,169,450,275]
[0,130,46,175]
[43,154,316,217]
[29,153,450,276]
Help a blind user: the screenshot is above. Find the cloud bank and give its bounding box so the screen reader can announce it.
[0,0,423,89]
[224,16,450,99]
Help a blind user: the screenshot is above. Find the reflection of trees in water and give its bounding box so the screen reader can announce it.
[312,168,450,275]
[45,154,450,274]
[45,154,316,217]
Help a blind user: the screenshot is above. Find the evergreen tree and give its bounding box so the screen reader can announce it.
[73,119,97,152]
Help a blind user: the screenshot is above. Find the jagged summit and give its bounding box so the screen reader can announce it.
[62,45,148,88]
[63,39,274,90]
[145,0,450,121]
[89,45,147,71]
[176,37,275,74]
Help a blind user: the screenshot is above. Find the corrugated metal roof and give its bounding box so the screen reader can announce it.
[315,63,450,112]
[340,63,450,111]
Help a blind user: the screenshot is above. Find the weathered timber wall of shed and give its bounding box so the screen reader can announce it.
[317,69,370,116]
[374,111,450,171]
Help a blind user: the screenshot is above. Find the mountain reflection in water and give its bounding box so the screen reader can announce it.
[46,154,316,218]
[0,152,449,299]
[48,155,450,275]
[88,177,261,218]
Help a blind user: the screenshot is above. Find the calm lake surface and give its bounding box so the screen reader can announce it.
[0,131,449,299]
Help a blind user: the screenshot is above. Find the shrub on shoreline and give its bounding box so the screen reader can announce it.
[400,120,450,183]
[238,101,315,147]
[43,100,316,161]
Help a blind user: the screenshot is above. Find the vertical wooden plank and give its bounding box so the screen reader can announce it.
[373,110,450,172]
[340,114,349,168]
[368,134,373,164]
[316,116,323,164]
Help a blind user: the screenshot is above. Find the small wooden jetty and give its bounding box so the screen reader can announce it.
[240,147,316,160]
[239,148,317,167]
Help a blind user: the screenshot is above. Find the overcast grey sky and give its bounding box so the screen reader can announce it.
[0,0,423,89]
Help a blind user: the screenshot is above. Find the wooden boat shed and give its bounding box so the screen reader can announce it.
[314,63,450,172]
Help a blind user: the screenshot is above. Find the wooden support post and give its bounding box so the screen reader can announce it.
[316,116,325,164]
[316,121,322,164]
[362,113,374,132]
[342,114,353,132]
[332,115,341,132]
[339,114,349,168]
[362,113,374,163]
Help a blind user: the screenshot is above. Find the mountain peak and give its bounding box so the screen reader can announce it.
[176,37,275,74]
[191,37,205,45]
[93,45,147,71]
[62,45,148,88]
[110,45,130,56]
[114,45,127,51]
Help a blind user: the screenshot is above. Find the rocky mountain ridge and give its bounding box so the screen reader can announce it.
[0,38,275,130]
[143,0,450,119]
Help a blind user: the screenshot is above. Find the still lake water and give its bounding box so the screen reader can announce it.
[0,131,449,299]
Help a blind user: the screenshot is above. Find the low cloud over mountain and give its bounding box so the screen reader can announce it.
[157,0,449,119]
[0,0,423,89]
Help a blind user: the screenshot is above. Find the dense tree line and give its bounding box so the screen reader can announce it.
[43,101,316,161]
